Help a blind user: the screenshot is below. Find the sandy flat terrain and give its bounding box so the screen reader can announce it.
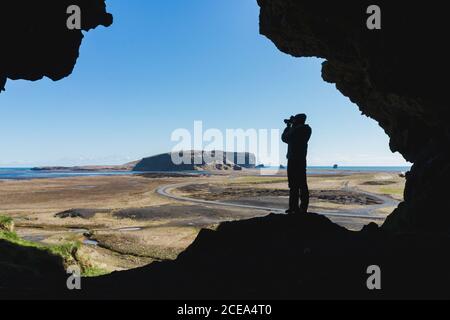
[0,171,405,273]
[0,175,176,213]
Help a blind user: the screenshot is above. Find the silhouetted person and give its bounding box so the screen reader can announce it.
[282,114,312,214]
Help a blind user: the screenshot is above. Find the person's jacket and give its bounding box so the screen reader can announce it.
[282,124,312,160]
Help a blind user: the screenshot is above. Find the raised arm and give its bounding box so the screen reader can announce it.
[282,126,291,143]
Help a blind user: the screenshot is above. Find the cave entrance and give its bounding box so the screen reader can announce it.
[0,0,412,280]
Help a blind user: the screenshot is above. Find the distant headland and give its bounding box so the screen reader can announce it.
[31,151,257,173]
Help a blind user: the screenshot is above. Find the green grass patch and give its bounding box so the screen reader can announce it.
[0,215,108,277]
[0,229,80,264]
[81,265,110,278]
[0,215,13,225]
[0,215,14,232]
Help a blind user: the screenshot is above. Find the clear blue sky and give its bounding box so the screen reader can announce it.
[0,0,409,167]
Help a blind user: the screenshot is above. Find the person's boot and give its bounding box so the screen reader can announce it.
[299,192,309,214]
[288,188,300,214]
[298,202,308,214]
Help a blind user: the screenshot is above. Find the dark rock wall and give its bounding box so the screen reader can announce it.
[0,1,112,92]
[257,0,450,233]
[80,213,450,299]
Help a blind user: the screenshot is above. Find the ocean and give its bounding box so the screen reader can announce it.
[306,166,411,175]
[0,168,136,180]
[0,166,411,180]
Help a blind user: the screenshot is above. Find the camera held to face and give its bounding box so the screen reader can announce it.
[284,116,295,126]
[285,114,307,127]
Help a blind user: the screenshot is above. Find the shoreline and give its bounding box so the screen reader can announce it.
[0,166,410,181]
[0,169,206,181]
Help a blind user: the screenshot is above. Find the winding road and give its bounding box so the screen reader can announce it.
[156,181,398,221]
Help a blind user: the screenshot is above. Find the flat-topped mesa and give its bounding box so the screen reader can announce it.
[133,151,256,172]
[0,1,112,92]
[257,0,450,234]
